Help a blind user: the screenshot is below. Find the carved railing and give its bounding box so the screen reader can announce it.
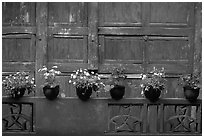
[106,98,202,135]
[2,97,202,135]
[2,97,35,134]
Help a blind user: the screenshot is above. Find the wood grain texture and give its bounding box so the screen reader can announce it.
[48,37,85,61]
[99,3,142,26]
[2,2,35,26]
[148,38,189,61]
[103,37,143,61]
[48,2,86,26]
[2,38,34,62]
[35,3,48,96]
[88,2,98,70]
[149,2,194,27]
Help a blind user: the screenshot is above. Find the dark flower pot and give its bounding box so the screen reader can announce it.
[110,85,125,100]
[144,85,161,102]
[184,86,200,101]
[76,87,92,101]
[11,88,26,99]
[43,85,59,100]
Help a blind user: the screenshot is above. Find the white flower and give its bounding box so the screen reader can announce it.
[85,72,90,76]
[56,71,61,74]
[61,93,66,98]
[41,67,47,71]
[69,80,72,83]
[91,71,94,74]
[73,75,76,79]
[154,73,159,75]
[44,72,49,77]
[52,66,58,69]
[142,75,147,79]
[73,82,76,85]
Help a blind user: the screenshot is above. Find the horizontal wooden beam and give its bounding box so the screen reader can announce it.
[148,60,189,64]
[2,27,36,34]
[48,62,88,73]
[2,62,35,72]
[48,27,88,36]
[99,27,193,36]
[2,34,32,38]
[147,64,190,74]
[99,63,144,73]
[2,97,201,105]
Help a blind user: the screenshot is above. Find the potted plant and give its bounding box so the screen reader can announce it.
[105,68,127,100]
[140,67,166,102]
[2,72,35,99]
[178,73,201,101]
[69,68,104,101]
[38,66,61,100]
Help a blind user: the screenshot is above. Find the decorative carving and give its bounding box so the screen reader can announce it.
[108,104,142,133]
[165,105,199,132]
[2,103,33,132]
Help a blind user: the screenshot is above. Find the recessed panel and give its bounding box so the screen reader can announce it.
[2,38,34,62]
[148,39,189,61]
[48,37,86,61]
[48,2,85,26]
[104,37,143,61]
[150,3,192,26]
[99,3,142,26]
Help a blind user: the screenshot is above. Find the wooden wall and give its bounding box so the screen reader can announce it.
[2,2,202,136]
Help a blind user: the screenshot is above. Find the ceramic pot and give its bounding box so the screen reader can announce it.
[11,87,26,99]
[184,86,200,101]
[43,85,59,100]
[144,85,161,102]
[76,87,92,101]
[110,85,125,100]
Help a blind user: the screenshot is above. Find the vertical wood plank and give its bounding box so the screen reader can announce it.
[194,3,202,75]
[142,104,148,133]
[159,104,164,133]
[148,105,158,133]
[36,2,48,96]
[88,2,98,70]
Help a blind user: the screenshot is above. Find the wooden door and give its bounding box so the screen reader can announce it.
[2,2,201,135]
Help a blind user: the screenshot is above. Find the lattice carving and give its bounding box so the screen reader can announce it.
[2,103,33,132]
[165,105,199,133]
[108,104,142,133]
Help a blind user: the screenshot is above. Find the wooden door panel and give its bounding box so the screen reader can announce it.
[48,37,86,62]
[3,37,35,62]
[99,3,142,26]
[103,37,143,62]
[149,2,194,27]
[148,37,189,61]
[99,36,144,73]
[48,2,87,26]
[2,2,35,26]
[147,36,191,74]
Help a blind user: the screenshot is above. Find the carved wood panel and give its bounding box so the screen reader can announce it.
[2,103,34,132]
[108,104,143,133]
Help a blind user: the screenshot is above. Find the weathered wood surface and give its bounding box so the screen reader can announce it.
[88,2,98,70]
[35,3,48,96]
[2,97,201,135]
[2,2,202,136]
